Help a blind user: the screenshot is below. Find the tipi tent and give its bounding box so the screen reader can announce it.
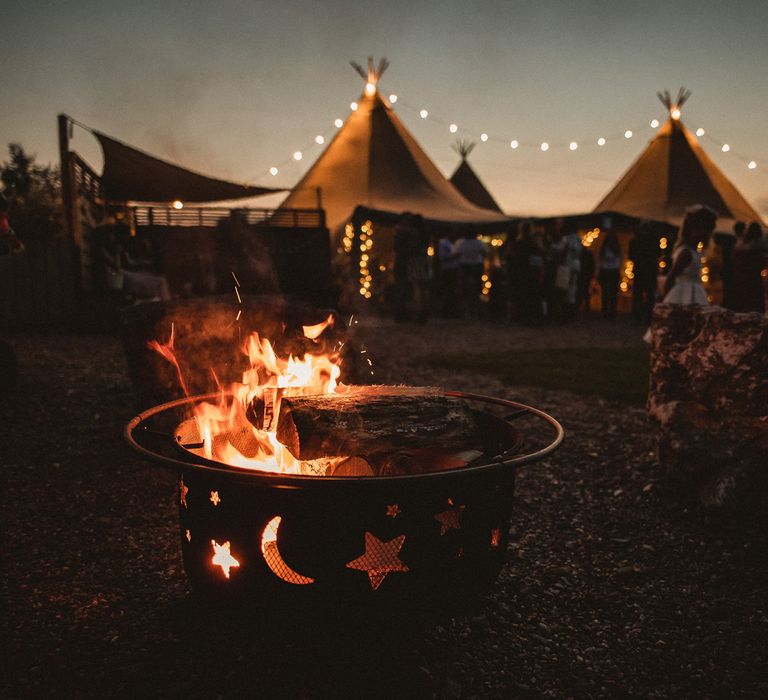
[278,59,510,234]
[594,89,764,226]
[449,140,503,213]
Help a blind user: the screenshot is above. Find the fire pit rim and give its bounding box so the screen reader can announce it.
[124,390,564,485]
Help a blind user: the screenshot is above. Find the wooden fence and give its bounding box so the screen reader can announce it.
[0,238,77,329]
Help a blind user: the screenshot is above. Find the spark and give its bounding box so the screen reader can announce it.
[234,287,242,304]
[236,309,242,321]
[231,271,240,287]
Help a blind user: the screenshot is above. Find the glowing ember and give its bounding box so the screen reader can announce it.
[211,539,240,578]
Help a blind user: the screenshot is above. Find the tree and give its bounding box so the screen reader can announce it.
[1,144,64,242]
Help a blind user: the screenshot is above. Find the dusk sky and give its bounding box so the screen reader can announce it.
[3,0,768,217]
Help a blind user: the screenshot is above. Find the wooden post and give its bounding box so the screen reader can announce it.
[57,115,76,245]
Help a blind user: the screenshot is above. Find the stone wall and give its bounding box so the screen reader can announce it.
[647,304,768,508]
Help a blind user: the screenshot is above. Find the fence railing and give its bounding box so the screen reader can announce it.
[131,206,325,229]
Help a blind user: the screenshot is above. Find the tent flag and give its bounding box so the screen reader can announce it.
[94,131,283,203]
[593,89,764,226]
[278,59,510,233]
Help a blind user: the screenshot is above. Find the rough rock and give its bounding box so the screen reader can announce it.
[647,303,768,507]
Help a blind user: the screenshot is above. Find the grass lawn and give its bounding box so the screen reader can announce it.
[421,346,651,405]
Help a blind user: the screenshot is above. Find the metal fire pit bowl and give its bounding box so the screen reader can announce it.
[125,391,563,614]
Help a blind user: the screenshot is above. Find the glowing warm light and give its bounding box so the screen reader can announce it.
[350,101,358,111]
[624,130,633,139]
[748,161,757,170]
[211,540,239,579]
[449,123,458,133]
[365,82,376,96]
[427,246,435,257]
[210,490,221,506]
[480,133,488,142]
[261,516,316,585]
[650,119,660,128]
[420,109,428,119]
[659,260,667,269]
[172,200,183,210]
[510,140,519,149]
[697,241,704,252]
[293,151,303,161]
[334,118,343,128]
[315,135,325,145]
[597,137,606,146]
[671,107,681,120]
[569,142,578,151]
[721,144,730,152]
[389,94,397,103]
[269,167,279,176]
[540,142,549,152]
[701,274,709,283]
[696,127,705,136]
[659,237,668,250]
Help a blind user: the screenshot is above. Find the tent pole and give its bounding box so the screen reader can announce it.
[58,114,76,245]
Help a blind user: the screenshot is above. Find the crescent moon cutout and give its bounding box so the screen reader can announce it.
[261,516,316,585]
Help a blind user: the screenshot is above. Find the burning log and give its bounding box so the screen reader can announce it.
[275,386,482,462]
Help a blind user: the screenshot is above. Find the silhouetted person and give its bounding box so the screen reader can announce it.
[551,220,582,322]
[629,221,660,325]
[437,229,460,317]
[578,244,595,313]
[598,230,622,320]
[721,221,745,309]
[508,221,543,324]
[454,228,487,318]
[732,221,766,313]
[406,216,432,322]
[662,206,717,304]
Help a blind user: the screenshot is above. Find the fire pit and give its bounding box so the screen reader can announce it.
[126,390,563,612]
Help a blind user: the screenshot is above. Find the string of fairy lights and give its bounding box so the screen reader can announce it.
[253,84,767,181]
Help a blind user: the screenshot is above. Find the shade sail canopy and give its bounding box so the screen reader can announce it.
[593,117,764,226]
[95,132,283,203]
[450,157,503,213]
[278,88,510,232]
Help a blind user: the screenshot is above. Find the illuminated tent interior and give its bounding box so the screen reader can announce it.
[593,89,764,228]
[278,58,511,235]
[449,140,503,213]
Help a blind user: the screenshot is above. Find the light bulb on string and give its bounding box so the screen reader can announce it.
[334,118,343,128]
[480,133,488,142]
[365,82,376,96]
[671,107,681,120]
[510,140,519,149]
[350,102,358,111]
[449,123,458,133]
[269,167,278,176]
[748,160,757,170]
[419,109,428,119]
[293,151,302,161]
[597,137,606,146]
[540,142,549,152]
[389,94,397,103]
[569,142,578,151]
[624,130,633,139]
[721,144,730,153]
[314,135,325,145]
[650,119,659,128]
[696,128,705,136]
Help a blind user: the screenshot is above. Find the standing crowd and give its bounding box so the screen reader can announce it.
[388,209,767,324]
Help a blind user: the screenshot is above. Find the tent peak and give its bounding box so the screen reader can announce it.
[452,139,476,160]
[657,87,691,121]
[350,57,389,96]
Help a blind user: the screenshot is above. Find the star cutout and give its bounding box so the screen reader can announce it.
[210,490,221,506]
[346,532,409,590]
[185,529,191,542]
[434,503,465,535]
[211,540,240,579]
[180,478,188,508]
[386,504,400,518]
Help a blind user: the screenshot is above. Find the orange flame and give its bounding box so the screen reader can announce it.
[153,324,342,475]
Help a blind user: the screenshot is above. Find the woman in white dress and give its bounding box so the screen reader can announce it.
[644,206,717,343]
[661,206,717,304]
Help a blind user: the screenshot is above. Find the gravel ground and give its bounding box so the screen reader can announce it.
[2,320,767,699]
